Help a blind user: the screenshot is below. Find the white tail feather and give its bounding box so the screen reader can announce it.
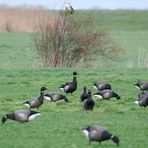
[134,86,140,90]
[135,101,139,105]
[29,113,41,121]
[60,88,64,91]
[44,96,52,101]
[93,85,98,90]
[24,103,30,107]
[82,129,89,139]
[93,95,103,99]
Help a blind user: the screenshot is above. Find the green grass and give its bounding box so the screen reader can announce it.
[0,68,148,148]
[0,32,41,69]
[76,10,148,31]
[0,10,148,148]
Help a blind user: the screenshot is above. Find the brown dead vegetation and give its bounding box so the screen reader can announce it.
[0,5,49,32]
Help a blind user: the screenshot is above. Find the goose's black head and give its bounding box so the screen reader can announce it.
[111,135,120,145]
[40,87,47,92]
[73,71,77,76]
[88,89,91,95]
[2,115,8,124]
[117,95,121,100]
[83,86,87,90]
[82,126,91,132]
[93,83,97,86]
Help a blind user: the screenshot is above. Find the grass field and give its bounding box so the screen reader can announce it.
[0,10,148,148]
[0,68,148,148]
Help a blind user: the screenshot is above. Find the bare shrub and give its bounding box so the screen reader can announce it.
[33,11,122,67]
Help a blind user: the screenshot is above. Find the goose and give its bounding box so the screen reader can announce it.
[82,124,120,145]
[44,92,68,102]
[134,82,148,91]
[65,1,74,14]
[59,71,77,95]
[93,82,112,91]
[23,87,47,109]
[138,92,148,100]
[93,89,120,100]
[2,109,41,124]
[135,95,148,107]
[80,86,89,102]
[83,89,95,111]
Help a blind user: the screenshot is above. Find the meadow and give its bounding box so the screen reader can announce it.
[0,9,148,148]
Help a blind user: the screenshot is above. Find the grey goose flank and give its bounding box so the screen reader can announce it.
[82,124,120,145]
[44,92,68,102]
[2,109,41,123]
[24,87,47,109]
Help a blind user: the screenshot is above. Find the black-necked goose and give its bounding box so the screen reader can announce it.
[2,109,41,123]
[59,71,77,95]
[134,82,148,91]
[138,92,148,100]
[93,89,120,100]
[135,95,148,107]
[83,89,95,111]
[82,124,120,145]
[24,87,47,109]
[80,86,89,102]
[93,82,112,91]
[44,92,68,102]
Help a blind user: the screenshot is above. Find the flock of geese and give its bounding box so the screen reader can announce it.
[2,71,148,145]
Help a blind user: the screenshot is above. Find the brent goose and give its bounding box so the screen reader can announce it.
[93,89,120,100]
[134,82,148,91]
[83,89,95,111]
[44,92,68,102]
[80,86,89,102]
[24,87,47,109]
[2,109,41,123]
[82,124,120,145]
[59,71,77,95]
[135,95,148,107]
[93,82,112,91]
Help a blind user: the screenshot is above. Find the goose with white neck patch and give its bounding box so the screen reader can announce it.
[59,71,77,95]
[24,87,47,109]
